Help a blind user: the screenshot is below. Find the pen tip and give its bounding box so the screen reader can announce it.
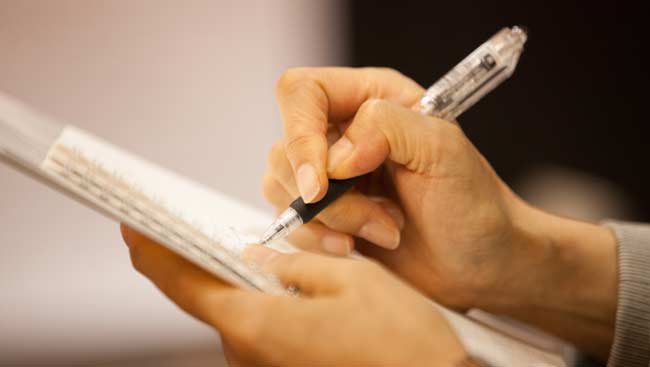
[259,227,276,246]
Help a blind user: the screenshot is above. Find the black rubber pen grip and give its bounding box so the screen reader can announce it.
[289,176,362,223]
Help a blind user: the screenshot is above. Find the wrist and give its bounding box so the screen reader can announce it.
[480,195,618,358]
[469,195,558,311]
[512,202,617,323]
[473,192,617,313]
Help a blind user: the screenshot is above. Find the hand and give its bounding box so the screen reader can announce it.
[121,225,469,367]
[264,67,620,360]
[264,67,522,308]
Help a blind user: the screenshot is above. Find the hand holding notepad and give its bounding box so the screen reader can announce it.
[122,229,471,366]
[0,91,566,365]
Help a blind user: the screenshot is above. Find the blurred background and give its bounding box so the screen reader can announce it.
[0,0,647,365]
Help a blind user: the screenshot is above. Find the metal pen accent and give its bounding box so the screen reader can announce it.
[261,26,527,246]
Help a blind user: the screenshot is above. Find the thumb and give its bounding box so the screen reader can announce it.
[244,245,347,295]
[326,99,458,178]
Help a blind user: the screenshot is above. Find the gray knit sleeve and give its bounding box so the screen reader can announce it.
[603,221,650,367]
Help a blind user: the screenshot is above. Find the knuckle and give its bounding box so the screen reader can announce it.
[405,122,466,176]
[357,98,389,122]
[366,67,425,103]
[369,66,404,79]
[408,128,442,175]
[275,68,310,95]
[284,133,319,157]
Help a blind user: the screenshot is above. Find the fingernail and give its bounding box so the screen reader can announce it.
[296,163,320,203]
[322,233,352,256]
[243,245,279,266]
[358,221,401,249]
[327,136,354,173]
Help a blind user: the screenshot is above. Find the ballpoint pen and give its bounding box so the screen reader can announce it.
[260,26,528,245]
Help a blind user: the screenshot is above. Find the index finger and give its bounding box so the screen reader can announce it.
[275,67,424,203]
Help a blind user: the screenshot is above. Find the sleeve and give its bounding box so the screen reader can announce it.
[603,221,650,367]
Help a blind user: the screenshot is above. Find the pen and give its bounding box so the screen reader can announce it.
[260,26,527,245]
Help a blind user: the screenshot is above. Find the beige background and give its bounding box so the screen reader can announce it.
[0,1,344,364]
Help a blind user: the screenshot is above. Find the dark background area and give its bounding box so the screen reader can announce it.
[348,1,649,220]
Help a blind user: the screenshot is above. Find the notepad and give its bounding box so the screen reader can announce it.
[0,92,567,366]
[0,92,294,295]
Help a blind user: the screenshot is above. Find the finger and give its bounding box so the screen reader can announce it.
[263,153,402,251]
[276,67,424,204]
[121,225,314,350]
[317,191,402,249]
[262,174,355,256]
[368,195,405,230]
[326,99,463,178]
[263,171,402,250]
[243,245,350,295]
[120,224,249,325]
[265,140,299,197]
[286,221,354,256]
[264,132,350,198]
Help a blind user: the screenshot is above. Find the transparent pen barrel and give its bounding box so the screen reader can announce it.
[419,26,527,119]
